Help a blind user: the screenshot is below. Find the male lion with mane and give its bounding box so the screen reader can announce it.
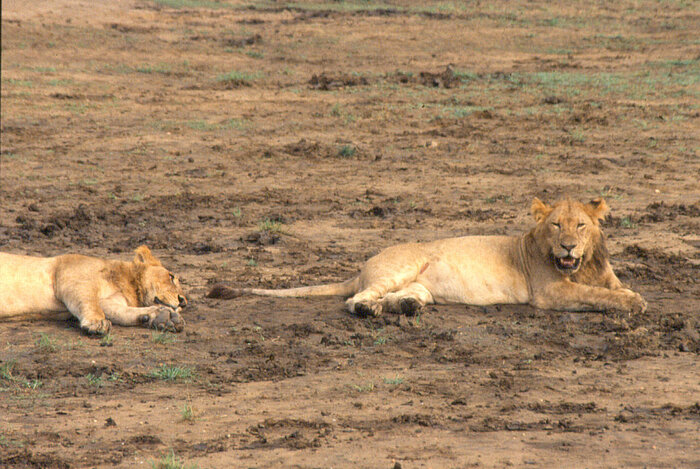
[0,245,187,335]
[209,198,646,315]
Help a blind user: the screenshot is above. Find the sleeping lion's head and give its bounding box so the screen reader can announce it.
[133,246,187,309]
[531,197,609,275]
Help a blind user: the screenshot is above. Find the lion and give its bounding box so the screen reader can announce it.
[0,245,187,335]
[208,197,647,316]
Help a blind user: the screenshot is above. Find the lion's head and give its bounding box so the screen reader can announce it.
[531,197,609,275]
[133,246,187,309]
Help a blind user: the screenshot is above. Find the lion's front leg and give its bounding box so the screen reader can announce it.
[533,281,647,314]
[57,294,112,335]
[100,295,185,332]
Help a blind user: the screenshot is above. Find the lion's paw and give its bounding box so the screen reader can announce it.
[354,301,383,317]
[613,289,647,315]
[399,297,422,316]
[81,318,112,335]
[625,290,647,315]
[141,306,185,333]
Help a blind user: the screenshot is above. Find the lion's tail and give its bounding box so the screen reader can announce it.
[207,277,360,300]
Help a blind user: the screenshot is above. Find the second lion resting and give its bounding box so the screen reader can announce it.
[0,245,187,335]
[208,197,647,315]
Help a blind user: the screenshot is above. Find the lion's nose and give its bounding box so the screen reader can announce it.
[561,243,576,252]
[178,296,187,307]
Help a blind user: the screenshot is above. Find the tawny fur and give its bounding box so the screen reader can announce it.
[208,198,646,316]
[0,246,187,334]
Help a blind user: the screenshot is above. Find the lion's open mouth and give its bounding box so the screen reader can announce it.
[555,255,581,272]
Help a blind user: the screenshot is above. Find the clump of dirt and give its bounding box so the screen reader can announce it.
[309,72,369,90]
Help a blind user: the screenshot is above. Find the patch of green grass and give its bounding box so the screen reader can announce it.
[373,335,388,346]
[0,433,24,448]
[568,129,586,144]
[0,360,17,381]
[330,104,356,124]
[152,331,176,345]
[2,78,33,87]
[30,66,57,73]
[180,402,196,422]
[136,63,173,75]
[99,63,134,75]
[258,218,282,233]
[246,258,258,267]
[66,102,96,115]
[383,375,404,385]
[149,449,199,469]
[86,373,103,387]
[338,144,357,158]
[153,0,234,9]
[35,333,58,353]
[484,194,511,204]
[620,217,637,229]
[25,379,43,390]
[216,70,262,85]
[150,365,194,381]
[452,69,478,81]
[351,382,375,393]
[245,50,264,59]
[100,334,114,347]
[186,120,217,131]
[185,118,249,131]
[231,207,242,218]
[447,105,493,118]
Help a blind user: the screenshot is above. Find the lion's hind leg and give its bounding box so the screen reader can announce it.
[344,255,428,317]
[381,282,434,316]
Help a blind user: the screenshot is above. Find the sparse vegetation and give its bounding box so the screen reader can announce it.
[99,334,114,347]
[152,331,177,345]
[351,382,375,393]
[0,360,17,382]
[181,402,196,422]
[150,365,194,381]
[35,333,58,353]
[86,373,103,388]
[338,144,357,158]
[383,375,404,385]
[216,70,262,86]
[25,379,43,390]
[258,218,282,233]
[149,450,199,469]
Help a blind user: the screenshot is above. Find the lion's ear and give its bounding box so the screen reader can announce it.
[531,198,552,223]
[585,198,610,223]
[134,245,162,266]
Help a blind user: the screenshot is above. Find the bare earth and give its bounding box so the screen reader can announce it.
[1,1,699,467]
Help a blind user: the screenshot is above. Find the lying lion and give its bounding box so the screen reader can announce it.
[208,197,647,315]
[0,245,187,334]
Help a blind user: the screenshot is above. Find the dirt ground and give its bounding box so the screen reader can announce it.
[1,0,699,467]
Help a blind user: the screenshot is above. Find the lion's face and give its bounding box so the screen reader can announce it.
[141,265,187,309]
[134,246,187,309]
[531,197,609,275]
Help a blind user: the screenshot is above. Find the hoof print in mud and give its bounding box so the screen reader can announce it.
[142,307,185,332]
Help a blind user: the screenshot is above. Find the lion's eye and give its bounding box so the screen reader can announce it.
[169,273,175,283]
[551,222,560,229]
[577,223,586,229]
